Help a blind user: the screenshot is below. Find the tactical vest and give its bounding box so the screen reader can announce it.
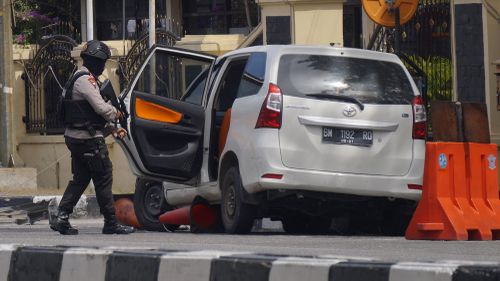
[62,71,107,135]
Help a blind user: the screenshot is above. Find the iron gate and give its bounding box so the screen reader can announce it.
[370,0,452,102]
[22,36,78,134]
[118,30,180,91]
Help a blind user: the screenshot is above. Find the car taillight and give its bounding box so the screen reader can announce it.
[408,184,423,190]
[255,83,282,129]
[412,95,426,140]
[261,173,283,179]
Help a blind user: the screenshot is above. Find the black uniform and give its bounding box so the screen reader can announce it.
[59,136,115,220]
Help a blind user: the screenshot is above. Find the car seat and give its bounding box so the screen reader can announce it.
[218,108,232,156]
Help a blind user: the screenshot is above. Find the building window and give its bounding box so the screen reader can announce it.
[182,0,259,35]
[95,0,167,41]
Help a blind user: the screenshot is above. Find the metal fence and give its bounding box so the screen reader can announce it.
[22,17,179,135]
[118,29,180,92]
[22,37,77,134]
[370,0,452,102]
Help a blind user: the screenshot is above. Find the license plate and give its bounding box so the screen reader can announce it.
[322,127,373,146]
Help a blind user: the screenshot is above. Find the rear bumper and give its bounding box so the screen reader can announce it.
[234,130,424,201]
[242,141,424,201]
[253,168,422,201]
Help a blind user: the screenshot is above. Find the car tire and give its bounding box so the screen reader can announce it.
[220,167,256,234]
[134,178,178,232]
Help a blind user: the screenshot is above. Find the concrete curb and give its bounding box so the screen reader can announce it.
[1,244,500,281]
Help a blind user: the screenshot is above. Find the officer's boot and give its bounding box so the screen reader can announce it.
[102,215,135,235]
[50,211,78,235]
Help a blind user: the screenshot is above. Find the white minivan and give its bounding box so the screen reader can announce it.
[118,45,425,234]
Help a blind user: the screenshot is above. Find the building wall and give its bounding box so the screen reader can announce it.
[258,0,344,46]
[293,2,343,46]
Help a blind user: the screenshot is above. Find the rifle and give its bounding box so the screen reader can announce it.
[99,79,129,129]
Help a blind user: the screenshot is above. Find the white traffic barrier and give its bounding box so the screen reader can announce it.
[2,244,500,281]
[59,248,112,281]
[269,257,346,281]
[0,245,16,281]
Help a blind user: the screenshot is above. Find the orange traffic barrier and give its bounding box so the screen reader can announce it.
[406,142,500,240]
[114,198,142,228]
[159,206,191,226]
[191,203,219,230]
[465,143,500,239]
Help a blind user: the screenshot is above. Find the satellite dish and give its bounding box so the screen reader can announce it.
[362,0,419,28]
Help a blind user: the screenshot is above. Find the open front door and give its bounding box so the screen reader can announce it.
[118,47,215,182]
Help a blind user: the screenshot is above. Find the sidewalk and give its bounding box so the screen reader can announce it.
[0,195,101,225]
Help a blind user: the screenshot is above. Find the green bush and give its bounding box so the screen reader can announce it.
[407,55,453,101]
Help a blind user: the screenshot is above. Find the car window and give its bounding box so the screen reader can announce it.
[181,70,208,105]
[236,52,266,99]
[277,54,415,104]
[214,57,248,111]
[133,50,212,100]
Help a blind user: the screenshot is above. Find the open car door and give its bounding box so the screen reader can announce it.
[118,46,215,182]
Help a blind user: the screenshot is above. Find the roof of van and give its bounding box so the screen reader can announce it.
[222,45,401,64]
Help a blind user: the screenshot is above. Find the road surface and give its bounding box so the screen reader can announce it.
[1,219,500,263]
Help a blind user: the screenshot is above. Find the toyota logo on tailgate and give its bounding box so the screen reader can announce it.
[343,105,357,117]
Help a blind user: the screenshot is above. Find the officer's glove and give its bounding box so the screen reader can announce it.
[112,128,128,139]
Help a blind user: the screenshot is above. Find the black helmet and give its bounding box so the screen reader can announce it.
[80,40,111,61]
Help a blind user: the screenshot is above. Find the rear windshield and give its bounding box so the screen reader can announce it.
[277,54,415,104]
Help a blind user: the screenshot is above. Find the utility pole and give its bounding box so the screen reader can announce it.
[0,0,13,167]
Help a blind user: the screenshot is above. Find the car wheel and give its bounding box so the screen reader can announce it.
[134,178,178,232]
[220,167,256,234]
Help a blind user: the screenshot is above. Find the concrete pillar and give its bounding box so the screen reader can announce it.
[466,0,500,144]
[451,0,500,145]
[256,0,344,46]
[452,0,486,103]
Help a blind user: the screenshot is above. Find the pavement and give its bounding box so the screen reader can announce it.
[1,219,500,280]
[0,195,105,225]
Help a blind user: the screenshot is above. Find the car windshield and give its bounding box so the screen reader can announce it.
[277,54,415,105]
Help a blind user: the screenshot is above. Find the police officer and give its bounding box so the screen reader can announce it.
[50,40,134,235]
